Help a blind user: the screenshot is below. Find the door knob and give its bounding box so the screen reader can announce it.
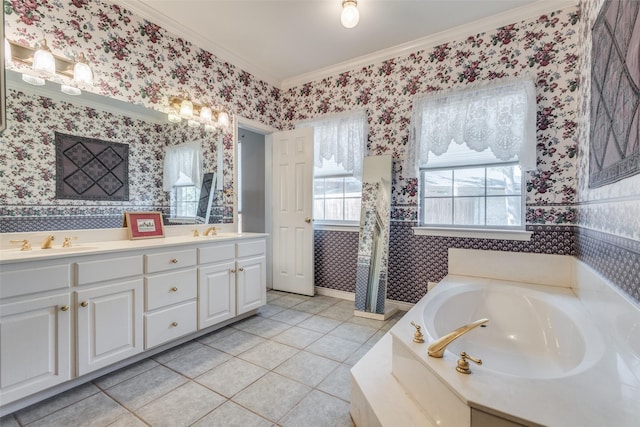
[305,217,312,223]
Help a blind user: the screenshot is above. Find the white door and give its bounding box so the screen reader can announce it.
[272,127,315,296]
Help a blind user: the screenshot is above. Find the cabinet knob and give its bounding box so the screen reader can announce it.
[171,321,178,327]
[60,305,69,311]
[230,269,236,273]
[238,267,244,272]
[80,301,88,307]
[170,258,179,264]
[171,286,178,292]
[305,217,312,223]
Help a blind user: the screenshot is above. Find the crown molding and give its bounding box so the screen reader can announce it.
[112,0,282,89]
[281,0,577,90]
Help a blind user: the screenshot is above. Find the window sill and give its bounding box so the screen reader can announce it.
[412,227,532,241]
[314,222,360,232]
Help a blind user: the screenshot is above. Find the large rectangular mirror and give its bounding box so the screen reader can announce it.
[0,70,234,233]
[354,155,394,317]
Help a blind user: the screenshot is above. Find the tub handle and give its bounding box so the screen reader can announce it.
[456,351,482,374]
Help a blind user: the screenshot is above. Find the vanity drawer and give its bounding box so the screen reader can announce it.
[145,269,197,311]
[76,255,143,286]
[145,301,197,349]
[145,249,197,274]
[237,240,266,258]
[0,264,70,299]
[199,244,235,265]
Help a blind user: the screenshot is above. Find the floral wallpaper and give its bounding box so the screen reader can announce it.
[281,7,581,226]
[3,0,281,128]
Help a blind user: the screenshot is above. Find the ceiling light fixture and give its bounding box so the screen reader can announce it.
[341,0,359,29]
[6,39,94,95]
[168,96,230,130]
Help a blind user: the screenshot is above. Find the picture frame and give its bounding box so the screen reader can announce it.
[124,211,165,240]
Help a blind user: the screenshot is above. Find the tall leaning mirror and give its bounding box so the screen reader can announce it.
[354,155,397,320]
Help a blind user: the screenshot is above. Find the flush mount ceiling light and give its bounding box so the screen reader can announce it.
[168,96,230,131]
[6,39,94,95]
[341,0,359,29]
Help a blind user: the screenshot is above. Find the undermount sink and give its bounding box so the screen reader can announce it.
[422,282,605,379]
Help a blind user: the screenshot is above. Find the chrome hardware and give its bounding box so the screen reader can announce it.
[170,258,178,264]
[410,321,425,343]
[10,239,32,251]
[192,229,199,237]
[60,305,69,311]
[427,318,489,358]
[203,226,217,236]
[456,351,482,374]
[62,236,77,248]
[171,321,178,327]
[41,235,55,249]
[171,287,178,292]
[80,301,88,307]
[304,217,312,223]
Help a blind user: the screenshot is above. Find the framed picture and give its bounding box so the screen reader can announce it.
[124,211,165,240]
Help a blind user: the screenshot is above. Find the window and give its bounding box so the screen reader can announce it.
[163,142,203,220]
[297,111,367,224]
[410,80,536,229]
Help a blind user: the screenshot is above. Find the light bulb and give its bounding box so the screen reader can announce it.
[61,85,81,96]
[341,0,359,29]
[32,38,56,76]
[187,119,200,128]
[179,99,194,118]
[22,74,45,86]
[217,111,230,128]
[200,106,212,123]
[73,53,93,86]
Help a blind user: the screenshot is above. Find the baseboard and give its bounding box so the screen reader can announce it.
[314,286,414,312]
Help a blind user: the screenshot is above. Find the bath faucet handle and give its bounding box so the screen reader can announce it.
[62,236,78,248]
[410,321,425,343]
[456,351,482,374]
[10,239,32,251]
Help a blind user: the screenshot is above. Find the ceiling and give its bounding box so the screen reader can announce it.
[114,0,572,88]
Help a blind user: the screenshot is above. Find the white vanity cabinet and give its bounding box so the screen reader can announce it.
[0,232,267,413]
[0,264,72,405]
[144,249,198,349]
[75,255,144,376]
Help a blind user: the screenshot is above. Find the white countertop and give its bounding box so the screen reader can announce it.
[0,226,267,263]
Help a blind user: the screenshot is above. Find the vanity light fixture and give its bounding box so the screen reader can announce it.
[341,0,359,29]
[167,95,230,130]
[6,39,94,95]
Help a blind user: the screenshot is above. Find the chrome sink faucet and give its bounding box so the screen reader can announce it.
[427,318,489,358]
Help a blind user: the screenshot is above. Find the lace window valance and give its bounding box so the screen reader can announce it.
[408,79,537,172]
[297,110,367,180]
[163,142,203,191]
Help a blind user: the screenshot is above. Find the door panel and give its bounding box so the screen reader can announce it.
[272,128,314,296]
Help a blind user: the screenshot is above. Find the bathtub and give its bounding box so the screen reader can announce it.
[389,274,640,427]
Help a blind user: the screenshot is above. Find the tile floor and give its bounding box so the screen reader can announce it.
[1,291,403,427]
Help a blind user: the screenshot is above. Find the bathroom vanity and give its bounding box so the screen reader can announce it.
[0,229,266,414]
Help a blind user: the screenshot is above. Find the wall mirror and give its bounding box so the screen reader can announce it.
[354,155,393,316]
[0,69,234,233]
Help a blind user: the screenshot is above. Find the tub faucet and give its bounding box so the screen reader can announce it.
[203,226,217,236]
[427,318,489,358]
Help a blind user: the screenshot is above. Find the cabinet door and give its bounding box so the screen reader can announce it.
[198,261,236,329]
[0,293,71,405]
[76,279,143,376]
[237,255,266,315]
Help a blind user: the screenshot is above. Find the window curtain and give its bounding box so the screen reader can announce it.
[163,142,203,191]
[297,110,367,180]
[408,79,537,173]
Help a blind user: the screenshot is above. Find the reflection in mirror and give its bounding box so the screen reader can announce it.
[196,172,217,224]
[0,70,233,233]
[354,155,397,318]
